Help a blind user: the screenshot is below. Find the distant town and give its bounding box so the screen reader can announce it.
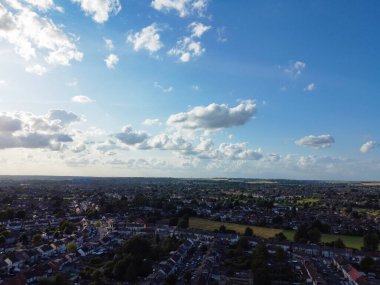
[0,176,379,285]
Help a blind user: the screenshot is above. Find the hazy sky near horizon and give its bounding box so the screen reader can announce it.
[0,0,379,180]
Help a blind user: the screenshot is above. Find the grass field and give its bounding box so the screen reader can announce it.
[190,217,283,239]
[296,198,321,204]
[189,217,364,250]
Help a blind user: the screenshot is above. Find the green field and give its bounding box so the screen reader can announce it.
[296,198,321,204]
[189,217,364,250]
[190,217,282,239]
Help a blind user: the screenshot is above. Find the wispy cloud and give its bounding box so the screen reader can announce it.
[154,81,173,93]
[71,95,94,104]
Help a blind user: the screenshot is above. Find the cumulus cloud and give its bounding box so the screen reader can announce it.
[168,22,210,62]
[154,81,173,93]
[295,134,335,149]
[360,140,378,154]
[284,60,306,77]
[104,53,119,69]
[142,133,193,153]
[115,125,149,145]
[143,118,162,126]
[217,143,262,160]
[151,0,208,17]
[0,110,79,150]
[0,1,83,68]
[71,95,94,104]
[304,83,316,92]
[25,64,46,75]
[127,23,163,54]
[194,140,262,161]
[72,0,121,23]
[167,100,256,130]
[71,143,86,153]
[47,110,80,125]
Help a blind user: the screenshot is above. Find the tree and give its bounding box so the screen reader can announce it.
[294,224,308,243]
[360,256,375,272]
[363,233,379,252]
[274,232,288,241]
[254,265,271,285]
[19,233,28,244]
[333,238,345,248]
[0,235,5,249]
[275,247,286,262]
[237,236,250,250]
[177,215,189,229]
[123,236,152,258]
[168,217,178,226]
[307,228,321,244]
[244,227,253,236]
[252,243,268,270]
[32,233,42,246]
[15,210,26,220]
[200,244,208,254]
[219,225,226,233]
[125,263,137,282]
[184,271,192,283]
[166,273,177,285]
[66,242,77,253]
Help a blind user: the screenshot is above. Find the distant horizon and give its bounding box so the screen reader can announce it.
[1,1,379,180]
[0,174,378,184]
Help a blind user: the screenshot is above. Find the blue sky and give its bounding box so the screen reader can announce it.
[0,0,379,180]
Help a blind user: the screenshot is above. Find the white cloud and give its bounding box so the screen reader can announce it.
[0,79,7,87]
[304,83,316,92]
[295,134,335,149]
[115,125,149,145]
[71,95,94,104]
[216,26,227,43]
[189,22,210,37]
[284,60,306,77]
[217,143,262,160]
[360,140,378,154]
[47,109,80,125]
[127,23,163,54]
[0,110,79,150]
[192,85,200,91]
[168,22,210,62]
[0,2,83,69]
[151,0,208,17]
[72,0,121,23]
[141,133,193,153]
[72,143,86,153]
[143,118,162,126]
[104,53,119,69]
[104,37,114,50]
[24,0,62,12]
[167,100,256,130]
[25,64,46,75]
[154,81,173,93]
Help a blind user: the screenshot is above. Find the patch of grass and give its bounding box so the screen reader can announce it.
[190,218,364,250]
[296,198,321,204]
[190,217,282,239]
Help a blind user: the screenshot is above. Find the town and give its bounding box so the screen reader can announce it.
[0,176,379,285]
